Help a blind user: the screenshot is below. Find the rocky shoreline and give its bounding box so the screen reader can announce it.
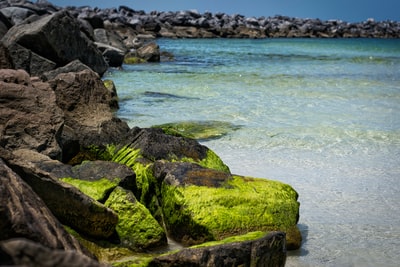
[2,0,396,266]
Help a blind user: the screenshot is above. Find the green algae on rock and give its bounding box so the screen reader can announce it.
[105,186,167,250]
[61,177,119,202]
[152,120,241,141]
[161,175,301,249]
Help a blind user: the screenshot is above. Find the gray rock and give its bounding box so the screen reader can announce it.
[1,10,108,76]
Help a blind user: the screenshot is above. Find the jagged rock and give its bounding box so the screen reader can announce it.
[0,238,107,267]
[148,231,287,267]
[0,6,35,25]
[1,10,108,76]
[95,42,125,67]
[48,69,130,157]
[40,59,92,81]
[2,149,118,239]
[0,158,90,255]
[0,69,64,159]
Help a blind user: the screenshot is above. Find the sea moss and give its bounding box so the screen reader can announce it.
[61,177,119,202]
[176,149,230,173]
[105,186,167,250]
[161,175,300,247]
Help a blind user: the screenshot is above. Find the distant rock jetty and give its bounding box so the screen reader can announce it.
[1,1,400,40]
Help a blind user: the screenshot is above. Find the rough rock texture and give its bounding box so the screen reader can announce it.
[0,69,64,159]
[0,238,108,267]
[2,150,118,239]
[48,69,130,161]
[1,10,108,76]
[0,42,13,68]
[136,42,160,62]
[149,231,287,267]
[41,59,93,81]
[0,158,89,255]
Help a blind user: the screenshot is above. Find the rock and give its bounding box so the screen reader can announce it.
[0,238,107,267]
[1,10,108,76]
[5,42,57,76]
[152,120,242,140]
[0,158,90,255]
[0,69,64,159]
[104,186,167,250]
[136,42,160,62]
[41,59,93,81]
[0,6,35,25]
[2,150,118,239]
[48,69,130,157]
[153,161,301,249]
[95,42,125,67]
[103,79,119,110]
[0,42,13,68]
[148,231,287,267]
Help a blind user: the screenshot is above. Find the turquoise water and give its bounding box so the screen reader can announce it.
[105,38,400,266]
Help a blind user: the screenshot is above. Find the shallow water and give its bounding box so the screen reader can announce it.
[105,38,400,266]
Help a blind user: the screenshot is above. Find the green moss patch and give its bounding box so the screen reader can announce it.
[191,231,266,249]
[61,177,119,202]
[105,186,167,250]
[161,175,300,245]
[153,120,241,141]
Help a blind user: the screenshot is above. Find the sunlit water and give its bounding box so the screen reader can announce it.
[105,38,400,267]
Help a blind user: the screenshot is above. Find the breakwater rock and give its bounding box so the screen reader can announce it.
[1,1,303,266]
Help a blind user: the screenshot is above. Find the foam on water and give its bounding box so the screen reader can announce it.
[105,38,400,266]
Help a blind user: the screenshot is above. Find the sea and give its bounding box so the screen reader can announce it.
[104,38,400,267]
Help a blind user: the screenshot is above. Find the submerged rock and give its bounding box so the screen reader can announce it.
[153,120,241,140]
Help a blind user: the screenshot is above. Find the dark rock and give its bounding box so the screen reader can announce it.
[0,42,13,68]
[72,160,137,192]
[153,161,231,187]
[0,158,90,255]
[48,69,130,153]
[123,127,208,163]
[0,238,107,267]
[1,10,108,76]
[41,59,92,81]
[149,231,287,267]
[95,42,125,67]
[5,42,57,76]
[2,149,119,239]
[0,69,64,159]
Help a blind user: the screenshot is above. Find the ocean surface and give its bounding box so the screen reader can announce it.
[104,38,400,267]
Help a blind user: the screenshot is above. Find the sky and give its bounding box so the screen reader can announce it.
[49,0,400,22]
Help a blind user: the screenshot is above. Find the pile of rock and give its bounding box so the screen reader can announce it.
[1,2,300,267]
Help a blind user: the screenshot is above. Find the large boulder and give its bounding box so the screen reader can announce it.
[153,161,302,249]
[136,42,160,62]
[1,10,108,76]
[0,69,64,159]
[48,69,130,162]
[0,158,90,255]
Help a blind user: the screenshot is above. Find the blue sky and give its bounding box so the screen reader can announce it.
[50,1,400,22]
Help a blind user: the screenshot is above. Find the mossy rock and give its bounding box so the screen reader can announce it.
[161,175,301,249]
[124,56,147,64]
[61,177,119,202]
[152,120,241,141]
[105,186,167,250]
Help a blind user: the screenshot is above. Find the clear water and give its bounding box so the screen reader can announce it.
[105,38,400,267]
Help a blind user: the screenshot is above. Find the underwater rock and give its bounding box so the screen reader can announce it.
[152,120,241,140]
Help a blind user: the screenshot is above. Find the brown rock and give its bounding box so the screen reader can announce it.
[0,158,88,254]
[0,69,64,159]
